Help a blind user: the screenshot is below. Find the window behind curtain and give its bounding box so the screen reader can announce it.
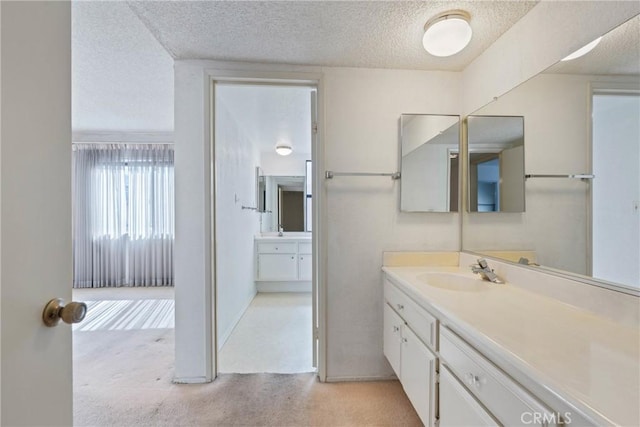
[73,143,175,288]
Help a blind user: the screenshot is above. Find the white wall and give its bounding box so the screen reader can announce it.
[174,61,460,382]
[214,97,261,350]
[260,152,310,176]
[323,67,460,380]
[174,62,213,383]
[592,93,640,287]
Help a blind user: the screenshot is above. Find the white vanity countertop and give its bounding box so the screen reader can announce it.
[382,266,640,427]
[255,233,312,240]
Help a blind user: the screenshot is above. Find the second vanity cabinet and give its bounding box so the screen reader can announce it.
[255,238,312,282]
[383,279,438,426]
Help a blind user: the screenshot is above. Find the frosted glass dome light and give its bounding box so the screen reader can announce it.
[423,11,472,57]
[275,144,293,156]
[561,37,603,61]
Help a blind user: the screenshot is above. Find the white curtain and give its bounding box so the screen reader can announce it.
[73,144,174,287]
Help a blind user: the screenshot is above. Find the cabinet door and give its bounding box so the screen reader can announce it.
[401,325,436,427]
[257,253,297,280]
[383,303,403,377]
[440,366,498,427]
[298,254,312,281]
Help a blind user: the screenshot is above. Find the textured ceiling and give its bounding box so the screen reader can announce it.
[216,85,313,155]
[546,14,640,75]
[72,1,174,133]
[128,1,538,71]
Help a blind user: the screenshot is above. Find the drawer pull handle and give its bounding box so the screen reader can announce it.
[396,304,404,310]
[402,337,408,343]
[393,326,400,332]
[465,372,475,386]
[465,373,485,389]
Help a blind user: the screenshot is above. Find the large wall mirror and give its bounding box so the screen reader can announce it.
[400,114,460,212]
[467,116,525,213]
[462,15,640,292]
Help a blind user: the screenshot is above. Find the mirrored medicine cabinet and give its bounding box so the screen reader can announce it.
[467,115,525,213]
[399,114,460,212]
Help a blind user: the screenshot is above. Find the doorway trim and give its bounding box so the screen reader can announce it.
[209,68,326,381]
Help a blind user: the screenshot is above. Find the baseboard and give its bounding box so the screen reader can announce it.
[325,374,398,383]
[172,376,212,384]
[217,290,257,351]
[257,281,311,292]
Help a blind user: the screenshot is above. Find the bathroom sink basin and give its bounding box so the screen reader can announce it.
[416,272,491,292]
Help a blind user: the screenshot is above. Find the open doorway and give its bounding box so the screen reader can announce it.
[214,82,317,374]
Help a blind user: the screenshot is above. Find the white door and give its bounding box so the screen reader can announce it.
[401,325,436,427]
[1,2,74,425]
[257,254,298,280]
[382,303,402,377]
[298,254,312,281]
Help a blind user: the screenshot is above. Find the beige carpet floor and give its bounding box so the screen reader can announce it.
[73,288,421,426]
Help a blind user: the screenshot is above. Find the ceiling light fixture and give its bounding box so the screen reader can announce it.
[561,37,603,61]
[423,10,472,57]
[275,144,293,156]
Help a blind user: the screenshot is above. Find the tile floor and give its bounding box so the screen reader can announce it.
[218,292,314,374]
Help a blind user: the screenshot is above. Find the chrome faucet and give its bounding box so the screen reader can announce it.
[471,258,504,284]
[278,224,284,237]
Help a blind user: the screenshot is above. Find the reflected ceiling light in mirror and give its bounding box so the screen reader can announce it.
[423,10,472,57]
[561,37,603,61]
[275,143,293,156]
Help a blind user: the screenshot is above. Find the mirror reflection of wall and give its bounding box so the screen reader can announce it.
[400,114,460,212]
[467,116,525,213]
[462,15,640,290]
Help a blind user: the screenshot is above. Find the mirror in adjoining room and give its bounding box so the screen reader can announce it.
[400,114,460,212]
[467,116,525,213]
[462,14,640,291]
[258,173,309,233]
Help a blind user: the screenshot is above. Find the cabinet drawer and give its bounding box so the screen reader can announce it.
[384,279,437,350]
[440,366,498,427]
[298,241,312,254]
[257,242,297,253]
[440,327,558,426]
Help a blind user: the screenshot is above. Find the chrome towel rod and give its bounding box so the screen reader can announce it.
[325,171,401,180]
[525,174,594,179]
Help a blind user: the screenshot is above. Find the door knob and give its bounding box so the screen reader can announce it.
[42,298,87,327]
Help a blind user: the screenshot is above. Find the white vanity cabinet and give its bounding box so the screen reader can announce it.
[383,279,438,427]
[255,238,312,283]
[256,242,298,281]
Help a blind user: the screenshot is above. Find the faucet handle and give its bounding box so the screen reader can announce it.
[477,258,489,269]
